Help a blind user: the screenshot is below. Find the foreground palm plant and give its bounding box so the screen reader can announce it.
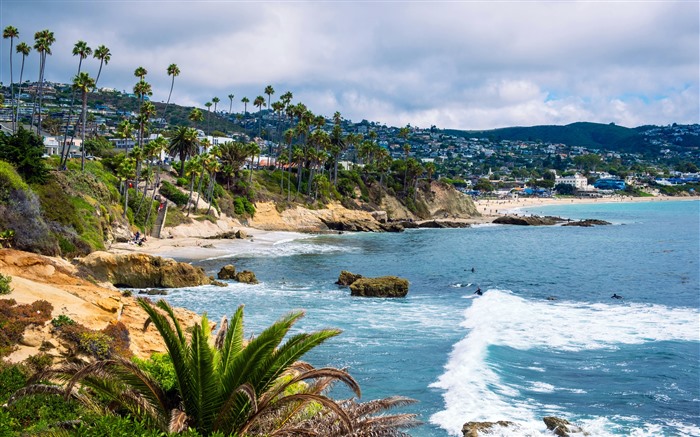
[10,299,419,436]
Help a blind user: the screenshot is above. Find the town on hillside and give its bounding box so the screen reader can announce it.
[1,80,699,199]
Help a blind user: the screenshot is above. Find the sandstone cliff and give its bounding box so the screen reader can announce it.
[0,249,200,363]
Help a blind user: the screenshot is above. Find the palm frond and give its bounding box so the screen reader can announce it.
[214,316,228,350]
[169,408,189,434]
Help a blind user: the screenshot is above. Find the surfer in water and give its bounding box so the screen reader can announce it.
[611,293,623,299]
[474,287,482,296]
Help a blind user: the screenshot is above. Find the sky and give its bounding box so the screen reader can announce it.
[0,0,698,131]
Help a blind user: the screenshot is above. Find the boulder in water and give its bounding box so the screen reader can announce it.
[462,421,515,437]
[349,276,409,298]
[235,270,258,284]
[217,264,237,280]
[543,416,588,437]
[336,270,363,286]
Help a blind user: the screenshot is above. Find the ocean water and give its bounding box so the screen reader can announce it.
[163,200,700,436]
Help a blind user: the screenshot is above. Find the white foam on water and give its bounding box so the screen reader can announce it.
[430,289,700,436]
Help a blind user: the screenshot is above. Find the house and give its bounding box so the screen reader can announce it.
[555,173,588,190]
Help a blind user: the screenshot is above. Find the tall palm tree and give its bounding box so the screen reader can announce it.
[91,44,111,90]
[247,141,260,185]
[227,93,234,114]
[32,29,55,135]
[72,72,95,172]
[133,80,152,148]
[115,119,134,155]
[212,96,220,114]
[3,26,19,132]
[188,107,203,129]
[253,95,265,139]
[204,101,213,134]
[61,40,92,168]
[134,66,147,80]
[14,42,31,132]
[264,85,275,117]
[162,63,179,120]
[117,156,136,218]
[143,135,169,230]
[241,96,249,128]
[169,125,199,176]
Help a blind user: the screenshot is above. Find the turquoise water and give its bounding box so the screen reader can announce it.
[164,200,700,436]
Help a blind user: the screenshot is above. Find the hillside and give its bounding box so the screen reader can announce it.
[445,122,700,155]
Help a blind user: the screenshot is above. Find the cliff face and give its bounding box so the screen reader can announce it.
[0,249,200,363]
[247,181,479,232]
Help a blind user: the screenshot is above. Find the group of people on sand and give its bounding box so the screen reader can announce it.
[130,231,147,246]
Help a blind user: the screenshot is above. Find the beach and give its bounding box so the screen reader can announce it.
[109,195,698,260]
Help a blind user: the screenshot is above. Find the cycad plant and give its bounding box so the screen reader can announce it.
[10,299,371,436]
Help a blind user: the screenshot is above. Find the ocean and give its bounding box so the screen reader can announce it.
[163,200,700,436]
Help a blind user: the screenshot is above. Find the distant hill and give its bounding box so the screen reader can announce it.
[445,122,700,155]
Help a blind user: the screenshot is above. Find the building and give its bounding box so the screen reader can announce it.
[555,173,588,190]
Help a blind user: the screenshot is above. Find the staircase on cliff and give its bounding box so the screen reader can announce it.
[151,203,168,238]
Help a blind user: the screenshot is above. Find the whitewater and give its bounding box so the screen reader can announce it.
[164,200,700,436]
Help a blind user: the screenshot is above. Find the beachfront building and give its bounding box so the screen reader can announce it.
[555,173,589,190]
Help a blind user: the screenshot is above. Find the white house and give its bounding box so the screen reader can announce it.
[555,173,589,190]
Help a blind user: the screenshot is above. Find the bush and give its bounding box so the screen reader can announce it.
[0,273,12,295]
[24,353,53,374]
[133,353,177,391]
[0,300,53,358]
[159,180,189,206]
[51,314,75,328]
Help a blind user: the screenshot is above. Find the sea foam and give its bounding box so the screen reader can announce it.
[430,289,700,436]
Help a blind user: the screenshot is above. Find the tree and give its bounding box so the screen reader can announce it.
[241,96,249,128]
[555,182,575,195]
[14,42,31,132]
[115,119,134,155]
[253,95,265,138]
[32,29,55,135]
[264,84,275,118]
[169,126,200,176]
[247,141,260,185]
[424,161,436,181]
[212,96,220,114]
[91,44,111,89]
[474,178,494,193]
[0,127,49,183]
[204,101,213,134]
[61,40,92,168]
[134,66,147,80]
[188,107,203,128]
[72,71,95,171]
[227,93,234,114]
[218,141,249,188]
[161,63,180,120]
[3,26,19,132]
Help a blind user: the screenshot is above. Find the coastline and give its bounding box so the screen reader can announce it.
[109,195,698,260]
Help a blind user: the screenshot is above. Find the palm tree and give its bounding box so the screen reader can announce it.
[61,40,92,168]
[247,141,260,185]
[162,63,180,120]
[117,156,136,218]
[32,29,55,135]
[72,72,95,171]
[253,95,265,139]
[143,135,169,229]
[264,84,275,117]
[227,93,234,114]
[204,101,213,134]
[169,125,199,176]
[184,155,202,215]
[115,119,134,155]
[188,107,203,129]
[134,66,147,80]
[212,96,220,114]
[14,42,31,132]
[133,80,153,148]
[241,96,249,128]
[3,26,19,132]
[91,44,111,90]
[424,161,436,181]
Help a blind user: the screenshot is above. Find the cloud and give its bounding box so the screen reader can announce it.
[1,0,697,130]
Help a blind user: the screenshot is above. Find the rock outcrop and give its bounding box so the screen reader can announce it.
[493,215,564,226]
[562,219,611,227]
[235,270,259,284]
[462,421,515,437]
[543,416,588,436]
[75,251,210,288]
[217,265,237,280]
[336,270,363,286]
[349,276,409,298]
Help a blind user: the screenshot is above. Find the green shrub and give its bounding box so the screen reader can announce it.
[159,180,189,206]
[78,331,113,360]
[0,300,53,358]
[0,273,12,295]
[133,353,177,391]
[24,353,53,374]
[71,415,168,437]
[51,314,75,328]
[0,363,27,404]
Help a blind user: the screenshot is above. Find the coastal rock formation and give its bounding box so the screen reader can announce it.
[493,215,564,226]
[411,219,471,229]
[75,251,210,288]
[562,219,611,227]
[543,416,588,436]
[336,270,363,286]
[349,276,409,298]
[235,270,259,284]
[0,249,201,362]
[462,421,515,437]
[217,265,237,279]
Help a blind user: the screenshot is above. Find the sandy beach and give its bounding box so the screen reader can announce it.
[109,195,698,260]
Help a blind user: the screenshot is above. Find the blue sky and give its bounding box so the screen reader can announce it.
[1,0,698,130]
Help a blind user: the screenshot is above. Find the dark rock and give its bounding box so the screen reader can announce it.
[399,220,420,229]
[543,416,588,437]
[235,229,248,239]
[350,276,409,298]
[562,219,611,227]
[416,220,471,229]
[206,231,238,239]
[235,270,259,284]
[493,215,564,226]
[337,270,363,286]
[138,288,168,296]
[217,264,237,280]
[210,279,228,287]
[379,222,405,232]
[462,421,515,437]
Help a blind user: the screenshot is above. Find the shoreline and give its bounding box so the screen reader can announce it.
[108,195,698,260]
